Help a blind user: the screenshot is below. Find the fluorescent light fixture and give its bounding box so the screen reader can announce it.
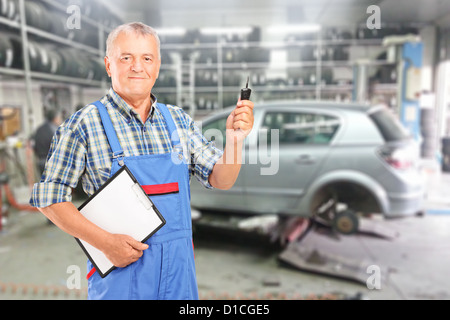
[156,28,187,36]
[200,27,253,35]
[267,24,321,34]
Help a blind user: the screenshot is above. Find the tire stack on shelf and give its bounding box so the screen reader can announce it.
[24,0,51,31]
[8,36,62,74]
[420,108,437,159]
[159,24,422,109]
[195,69,218,87]
[442,136,450,172]
[4,34,105,80]
[0,0,121,82]
[323,28,352,62]
[240,47,270,64]
[0,0,19,22]
[0,33,14,68]
[285,28,355,96]
[355,25,418,40]
[196,49,217,65]
[196,95,220,111]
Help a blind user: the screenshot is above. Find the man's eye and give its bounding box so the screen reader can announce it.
[121,56,130,61]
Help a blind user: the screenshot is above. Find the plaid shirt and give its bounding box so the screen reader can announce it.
[30,88,223,208]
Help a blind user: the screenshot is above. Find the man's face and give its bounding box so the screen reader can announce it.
[105,32,161,100]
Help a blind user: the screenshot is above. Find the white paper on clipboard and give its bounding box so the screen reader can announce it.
[75,165,166,278]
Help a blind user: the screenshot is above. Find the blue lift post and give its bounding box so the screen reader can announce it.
[399,41,423,141]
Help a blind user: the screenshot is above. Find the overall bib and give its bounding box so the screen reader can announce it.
[86,101,198,300]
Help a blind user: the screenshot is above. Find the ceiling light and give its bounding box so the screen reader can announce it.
[267,24,321,34]
[156,28,187,36]
[200,27,253,35]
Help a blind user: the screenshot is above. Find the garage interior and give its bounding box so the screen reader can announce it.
[0,0,450,300]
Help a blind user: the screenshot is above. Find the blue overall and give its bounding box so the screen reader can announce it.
[86,101,198,300]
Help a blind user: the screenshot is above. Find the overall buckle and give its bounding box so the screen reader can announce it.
[113,151,125,166]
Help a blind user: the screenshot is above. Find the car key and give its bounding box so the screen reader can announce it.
[234,77,252,132]
[240,76,252,101]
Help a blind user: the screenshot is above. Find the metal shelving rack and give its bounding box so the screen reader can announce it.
[0,0,114,137]
[155,33,397,119]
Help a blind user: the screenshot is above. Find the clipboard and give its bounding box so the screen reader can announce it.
[75,165,166,278]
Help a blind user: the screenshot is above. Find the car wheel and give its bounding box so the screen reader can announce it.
[332,209,359,235]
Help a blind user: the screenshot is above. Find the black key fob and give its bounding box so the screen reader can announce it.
[240,76,252,101]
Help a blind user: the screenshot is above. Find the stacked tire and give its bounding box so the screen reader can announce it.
[196,94,219,110]
[4,34,106,79]
[57,48,106,80]
[195,70,218,87]
[24,1,52,31]
[0,0,19,22]
[420,108,437,159]
[0,34,14,68]
[0,0,115,82]
[0,0,122,49]
[442,137,450,172]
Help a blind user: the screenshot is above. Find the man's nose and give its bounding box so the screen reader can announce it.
[131,59,143,72]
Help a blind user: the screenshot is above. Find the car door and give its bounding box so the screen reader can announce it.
[242,108,341,215]
[189,113,247,212]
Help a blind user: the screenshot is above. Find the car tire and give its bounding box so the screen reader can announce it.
[332,210,359,235]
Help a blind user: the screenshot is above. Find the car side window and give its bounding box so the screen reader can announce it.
[314,114,340,144]
[261,111,340,145]
[202,116,227,149]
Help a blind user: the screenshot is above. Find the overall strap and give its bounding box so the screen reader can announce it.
[92,101,124,158]
[156,103,181,147]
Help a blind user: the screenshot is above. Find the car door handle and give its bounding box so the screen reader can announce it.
[295,154,315,165]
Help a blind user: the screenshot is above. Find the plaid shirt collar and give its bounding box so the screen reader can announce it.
[107,87,157,123]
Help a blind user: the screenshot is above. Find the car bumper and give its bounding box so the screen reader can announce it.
[385,188,425,218]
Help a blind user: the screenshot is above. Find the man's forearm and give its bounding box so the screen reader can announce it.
[38,202,112,252]
[39,201,149,268]
[208,138,243,190]
[208,98,254,190]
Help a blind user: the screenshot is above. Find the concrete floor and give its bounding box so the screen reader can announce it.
[1,161,450,300]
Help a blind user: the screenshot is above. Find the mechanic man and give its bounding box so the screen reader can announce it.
[29,22,254,300]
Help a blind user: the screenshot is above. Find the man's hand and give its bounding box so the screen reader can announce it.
[225,99,254,144]
[103,234,149,268]
[209,99,254,190]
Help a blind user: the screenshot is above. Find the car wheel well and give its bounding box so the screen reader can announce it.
[310,180,382,216]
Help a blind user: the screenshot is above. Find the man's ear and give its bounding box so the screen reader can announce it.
[104,56,111,77]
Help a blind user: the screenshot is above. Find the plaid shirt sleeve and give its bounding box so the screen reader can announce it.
[188,117,223,189]
[169,107,223,189]
[29,122,87,208]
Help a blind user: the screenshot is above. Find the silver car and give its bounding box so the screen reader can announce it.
[190,101,425,234]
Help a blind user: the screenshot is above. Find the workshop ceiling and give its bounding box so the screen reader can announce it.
[106,0,450,29]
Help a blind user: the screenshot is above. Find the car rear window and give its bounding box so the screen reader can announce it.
[369,108,411,142]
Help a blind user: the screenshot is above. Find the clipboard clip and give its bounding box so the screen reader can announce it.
[131,183,153,210]
[113,150,125,167]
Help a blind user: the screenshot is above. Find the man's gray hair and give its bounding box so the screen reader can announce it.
[106,22,161,58]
